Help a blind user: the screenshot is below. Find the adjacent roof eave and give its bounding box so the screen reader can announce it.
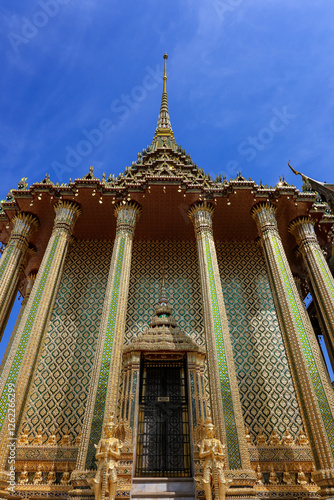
[289,161,334,209]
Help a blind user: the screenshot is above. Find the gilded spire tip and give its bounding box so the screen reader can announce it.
[163,53,168,93]
[153,52,174,139]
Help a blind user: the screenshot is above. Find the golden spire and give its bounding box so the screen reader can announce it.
[163,52,167,93]
[154,53,174,139]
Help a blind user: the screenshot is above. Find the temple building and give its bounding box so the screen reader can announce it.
[0,54,334,500]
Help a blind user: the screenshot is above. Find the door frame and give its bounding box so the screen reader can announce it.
[132,352,195,478]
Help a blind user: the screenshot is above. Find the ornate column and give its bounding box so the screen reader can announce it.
[76,201,141,472]
[0,201,80,471]
[119,351,140,443]
[189,202,255,490]
[188,351,208,440]
[0,274,36,377]
[289,217,334,355]
[0,213,39,339]
[252,203,334,498]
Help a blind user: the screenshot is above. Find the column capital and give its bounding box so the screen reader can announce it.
[12,212,39,235]
[114,201,141,234]
[0,214,39,339]
[188,202,214,236]
[10,212,39,251]
[251,202,277,233]
[288,216,317,244]
[22,273,36,305]
[53,201,81,233]
[25,272,36,293]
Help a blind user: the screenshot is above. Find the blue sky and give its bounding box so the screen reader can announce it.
[1,0,334,196]
[1,1,334,367]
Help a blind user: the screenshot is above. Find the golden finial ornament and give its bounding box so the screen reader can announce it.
[154,53,174,138]
[163,52,168,93]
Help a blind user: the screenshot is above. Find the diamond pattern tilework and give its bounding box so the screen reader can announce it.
[216,241,303,441]
[272,236,334,452]
[0,235,61,432]
[125,241,205,347]
[22,240,112,439]
[125,241,210,407]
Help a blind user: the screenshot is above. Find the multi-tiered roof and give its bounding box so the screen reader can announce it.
[0,55,333,296]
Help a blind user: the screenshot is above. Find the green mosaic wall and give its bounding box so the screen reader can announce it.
[216,241,303,442]
[0,235,60,433]
[84,240,206,468]
[22,240,112,441]
[125,241,205,346]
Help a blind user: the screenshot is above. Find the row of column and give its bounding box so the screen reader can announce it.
[0,201,81,472]
[76,201,141,470]
[252,204,334,497]
[0,213,39,340]
[0,200,334,496]
[289,217,334,356]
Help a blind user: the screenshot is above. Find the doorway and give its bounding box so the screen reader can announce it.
[135,358,191,477]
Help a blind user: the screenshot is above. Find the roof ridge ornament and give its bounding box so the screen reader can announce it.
[154,53,174,139]
[289,160,334,209]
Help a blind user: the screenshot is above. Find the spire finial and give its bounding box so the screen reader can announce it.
[153,53,174,139]
[163,53,168,93]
